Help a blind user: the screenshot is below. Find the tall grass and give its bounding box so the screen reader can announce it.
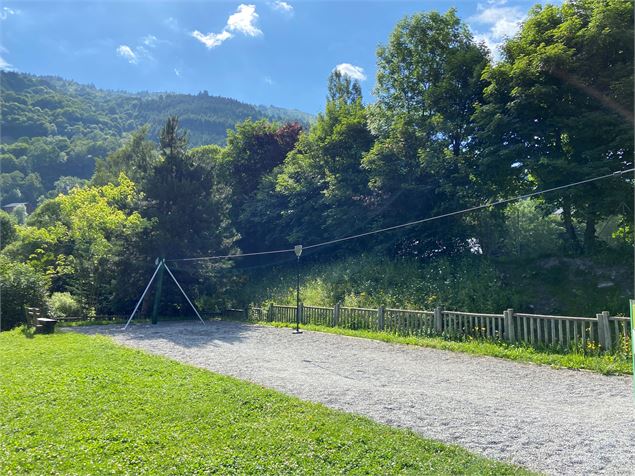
[231,252,632,316]
[235,254,522,312]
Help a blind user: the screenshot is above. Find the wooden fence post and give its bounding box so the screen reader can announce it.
[434,307,443,333]
[504,309,515,342]
[378,306,385,331]
[333,302,340,327]
[268,303,274,322]
[597,311,612,351]
[244,306,249,321]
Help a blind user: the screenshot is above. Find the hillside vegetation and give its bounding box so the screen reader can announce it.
[232,251,632,317]
[0,71,311,205]
[1,1,633,329]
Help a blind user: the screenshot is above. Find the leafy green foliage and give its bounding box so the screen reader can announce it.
[0,72,311,206]
[364,9,489,256]
[222,119,303,251]
[501,200,561,258]
[474,0,634,254]
[0,255,49,330]
[235,224,632,317]
[3,175,147,314]
[11,204,27,225]
[0,331,530,475]
[134,117,239,313]
[0,211,17,250]
[275,72,375,246]
[1,1,633,319]
[143,117,237,259]
[92,126,159,187]
[238,254,519,313]
[47,292,81,319]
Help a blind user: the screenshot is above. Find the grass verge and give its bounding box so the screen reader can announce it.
[0,329,532,475]
[256,321,633,376]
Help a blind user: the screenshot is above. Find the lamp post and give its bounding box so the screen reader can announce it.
[293,245,303,334]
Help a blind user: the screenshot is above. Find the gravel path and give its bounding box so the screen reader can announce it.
[73,321,635,475]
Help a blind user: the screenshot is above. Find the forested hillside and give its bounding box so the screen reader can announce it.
[1,1,633,329]
[0,71,312,205]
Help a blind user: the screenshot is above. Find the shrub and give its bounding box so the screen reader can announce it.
[0,210,17,250]
[12,204,27,225]
[0,255,49,330]
[237,253,519,313]
[503,200,560,258]
[48,292,81,319]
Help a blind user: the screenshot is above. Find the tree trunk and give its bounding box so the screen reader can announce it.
[451,135,461,157]
[583,216,597,254]
[562,199,582,254]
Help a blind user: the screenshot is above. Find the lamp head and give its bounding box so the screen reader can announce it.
[294,245,303,257]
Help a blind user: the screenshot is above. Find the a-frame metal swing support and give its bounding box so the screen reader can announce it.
[123,259,206,330]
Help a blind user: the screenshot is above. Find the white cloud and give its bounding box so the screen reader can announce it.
[471,6,524,35]
[263,76,274,85]
[136,46,153,60]
[334,63,367,81]
[174,68,181,77]
[116,43,155,64]
[192,4,262,50]
[192,30,233,48]
[143,35,159,47]
[0,7,20,21]
[0,55,12,70]
[164,17,180,32]
[226,4,262,36]
[141,34,170,49]
[472,33,498,57]
[469,4,526,59]
[271,1,293,14]
[116,45,138,64]
[491,17,523,38]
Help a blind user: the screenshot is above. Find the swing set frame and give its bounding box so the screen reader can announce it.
[123,259,205,330]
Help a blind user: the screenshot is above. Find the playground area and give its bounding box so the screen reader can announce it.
[75,320,635,476]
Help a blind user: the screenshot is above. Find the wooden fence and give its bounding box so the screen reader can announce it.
[238,303,631,352]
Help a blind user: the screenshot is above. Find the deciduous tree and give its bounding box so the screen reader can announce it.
[474,0,634,253]
[364,9,489,255]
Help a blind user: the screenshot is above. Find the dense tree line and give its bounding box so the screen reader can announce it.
[1,0,632,326]
[242,2,632,257]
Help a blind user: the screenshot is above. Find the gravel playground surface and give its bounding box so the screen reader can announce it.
[73,321,635,475]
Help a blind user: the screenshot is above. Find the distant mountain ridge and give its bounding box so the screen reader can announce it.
[1,72,313,146]
[0,71,313,206]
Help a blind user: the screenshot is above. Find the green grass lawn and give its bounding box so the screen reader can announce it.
[259,321,633,376]
[0,330,532,475]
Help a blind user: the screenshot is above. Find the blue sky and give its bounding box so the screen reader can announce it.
[1,0,537,114]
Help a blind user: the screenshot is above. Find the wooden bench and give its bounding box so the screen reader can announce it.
[25,306,57,334]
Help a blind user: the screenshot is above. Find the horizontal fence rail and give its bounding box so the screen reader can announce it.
[237,303,631,354]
